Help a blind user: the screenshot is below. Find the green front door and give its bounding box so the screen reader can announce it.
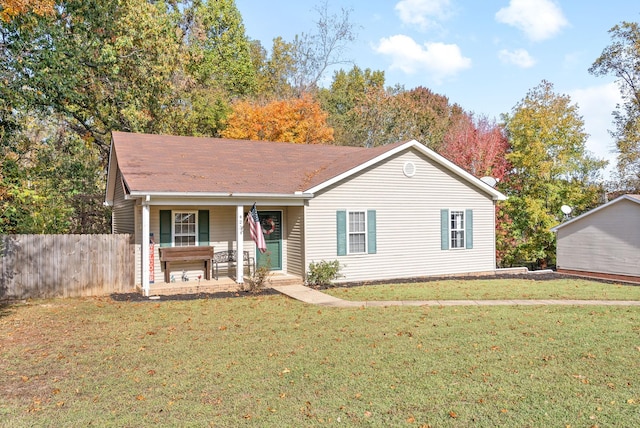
[256,211,282,270]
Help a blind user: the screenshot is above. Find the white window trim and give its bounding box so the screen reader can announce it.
[172,210,198,247]
[347,210,367,255]
[450,209,465,250]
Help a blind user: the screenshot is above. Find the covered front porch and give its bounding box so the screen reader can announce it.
[136,197,307,296]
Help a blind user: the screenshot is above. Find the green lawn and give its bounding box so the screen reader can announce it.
[1,279,639,427]
[324,277,640,301]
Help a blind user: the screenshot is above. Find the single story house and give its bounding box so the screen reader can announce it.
[105,131,507,296]
[551,194,640,283]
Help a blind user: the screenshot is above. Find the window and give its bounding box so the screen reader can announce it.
[174,212,197,246]
[441,209,473,250]
[336,210,376,256]
[159,209,210,247]
[450,210,465,249]
[348,211,367,254]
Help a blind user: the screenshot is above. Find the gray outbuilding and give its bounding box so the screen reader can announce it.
[551,194,640,283]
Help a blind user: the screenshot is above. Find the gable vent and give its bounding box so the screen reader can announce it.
[403,161,416,177]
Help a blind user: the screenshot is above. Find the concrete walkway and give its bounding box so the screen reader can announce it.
[271,284,640,308]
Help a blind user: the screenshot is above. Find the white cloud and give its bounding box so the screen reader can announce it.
[570,82,622,178]
[498,48,536,68]
[375,34,471,83]
[395,0,452,31]
[495,0,568,42]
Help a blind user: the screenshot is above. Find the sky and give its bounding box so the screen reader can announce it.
[236,0,640,179]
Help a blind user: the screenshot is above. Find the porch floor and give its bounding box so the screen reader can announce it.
[143,273,303,296]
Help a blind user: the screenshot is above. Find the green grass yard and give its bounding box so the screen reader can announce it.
[324,277,640,301]
[1,278,639,427]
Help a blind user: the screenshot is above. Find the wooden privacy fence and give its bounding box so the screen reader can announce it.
[0,234,135,299]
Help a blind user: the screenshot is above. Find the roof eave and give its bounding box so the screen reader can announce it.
[127,191,314,199]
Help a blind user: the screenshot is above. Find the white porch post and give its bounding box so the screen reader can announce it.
[141,199,150,296]
[236,204,244,284]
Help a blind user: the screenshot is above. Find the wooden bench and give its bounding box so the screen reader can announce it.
[213,250,255,280]
[158,246,214,283]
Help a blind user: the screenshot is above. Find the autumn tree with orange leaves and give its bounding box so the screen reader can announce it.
[0,0,54,22]
[222,95,334,144]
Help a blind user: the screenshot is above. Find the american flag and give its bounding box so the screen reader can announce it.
[247,203,267,253]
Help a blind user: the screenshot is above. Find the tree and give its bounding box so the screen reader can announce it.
[318,66,386,146]
[290,1,357,94]
[184,0,257,97]
[322,80,407,148]
[250,1,357,98]
[0,0,261,233]
[320,77,467,149]
[1,0,187,153]
[250,37,298,99]
[589,21,640,191]
[392,86,467,152]
[0,0,54,22]
[498,81,606,268]
[440,113,510,181]
[1,0,258,152]
[221,94,334,144]
[349,83,408,147]
[0,117,110,234]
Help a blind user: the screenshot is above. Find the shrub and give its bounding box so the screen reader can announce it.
[306,260,342,287]
[243,257,272,293]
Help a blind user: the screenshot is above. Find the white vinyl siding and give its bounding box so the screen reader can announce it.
[111,169,135,234]
[305,149,497,283]
[556,199,640,277]
[285,206,305,277]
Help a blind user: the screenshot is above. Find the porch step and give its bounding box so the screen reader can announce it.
[144,274,303,296]
[267,276,304,287]
[146,282,241,296]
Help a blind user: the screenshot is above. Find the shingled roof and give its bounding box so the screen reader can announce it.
[109,131,407,195]
[106,131,506,203]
